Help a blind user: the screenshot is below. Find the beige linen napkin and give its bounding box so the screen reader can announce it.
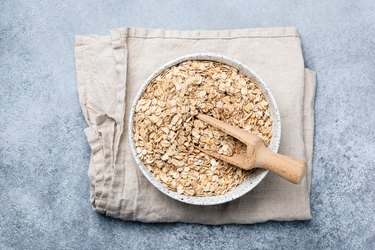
[75,27,316,224]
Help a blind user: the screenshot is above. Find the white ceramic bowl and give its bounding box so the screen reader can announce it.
[129,53,281,205]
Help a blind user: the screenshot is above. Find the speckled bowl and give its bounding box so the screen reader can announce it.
[129,53,281,205]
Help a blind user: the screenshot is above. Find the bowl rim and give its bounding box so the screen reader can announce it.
[128,53,281,205]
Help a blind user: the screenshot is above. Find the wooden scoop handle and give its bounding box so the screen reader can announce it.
[255,147,306,184]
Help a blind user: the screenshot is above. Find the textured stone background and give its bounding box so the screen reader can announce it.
[1,0,374,249]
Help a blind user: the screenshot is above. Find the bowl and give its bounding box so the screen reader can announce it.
[129,53,281,205]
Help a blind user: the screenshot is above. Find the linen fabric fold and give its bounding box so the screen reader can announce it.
[75,27,315,224]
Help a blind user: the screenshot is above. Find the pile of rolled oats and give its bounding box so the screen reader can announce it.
[133,60,272,196]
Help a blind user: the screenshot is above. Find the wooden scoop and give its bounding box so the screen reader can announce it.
[195,114,306,184]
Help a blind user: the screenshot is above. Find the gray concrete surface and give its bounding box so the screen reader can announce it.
[1,0,374,249]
